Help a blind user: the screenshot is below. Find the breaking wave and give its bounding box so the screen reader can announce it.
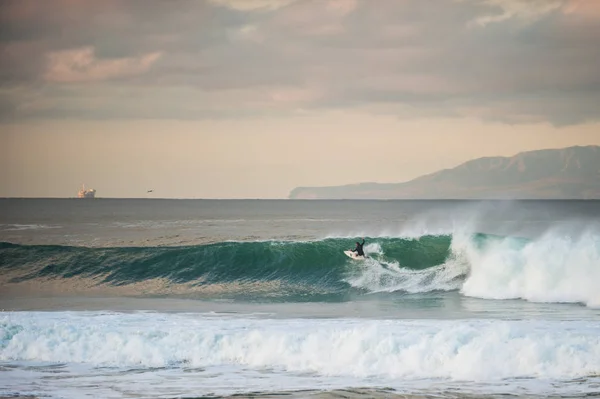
[2,312,600,387]
[1,229,599,306]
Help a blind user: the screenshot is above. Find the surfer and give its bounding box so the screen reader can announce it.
[352,238,365,257]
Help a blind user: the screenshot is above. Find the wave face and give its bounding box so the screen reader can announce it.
[1,230,599,306]
[0,237,453,300]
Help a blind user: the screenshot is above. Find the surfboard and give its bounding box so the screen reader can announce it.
[344,250,365,260]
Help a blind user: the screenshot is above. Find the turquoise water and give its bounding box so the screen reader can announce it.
[1,199,600,398]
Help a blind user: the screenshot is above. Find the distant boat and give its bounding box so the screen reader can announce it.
[77,184,96,198]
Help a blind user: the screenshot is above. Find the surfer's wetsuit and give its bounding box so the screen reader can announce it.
[353,239,365,256]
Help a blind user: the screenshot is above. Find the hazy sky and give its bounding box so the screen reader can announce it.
[1,0,599,198]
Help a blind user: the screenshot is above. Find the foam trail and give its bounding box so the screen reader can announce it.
[344,242,467,294]
[456,230,600,307]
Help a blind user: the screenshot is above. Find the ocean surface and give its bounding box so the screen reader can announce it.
[1,199,600,399]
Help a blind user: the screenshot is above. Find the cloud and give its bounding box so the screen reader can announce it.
[467,0,562,27]
[0,0,599,125]
[208,0,297,11]
[562,0,600,18]
[326,0,358,16]
[267,0,358,36]
[269,87,324,105]
[43,47,162,83]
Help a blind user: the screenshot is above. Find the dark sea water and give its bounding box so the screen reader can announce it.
[1,199,600,398]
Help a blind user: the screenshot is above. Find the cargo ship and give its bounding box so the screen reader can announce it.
[77,184,96,198]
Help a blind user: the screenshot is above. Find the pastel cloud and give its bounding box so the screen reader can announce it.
[269,87,324,105]
[562,0,600,18]
[468,0,562,27]
[0,0,598,125]
[44,47,162,83]
[208,0,297,11]
[270,0,358,36]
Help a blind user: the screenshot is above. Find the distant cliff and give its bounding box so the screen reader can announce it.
[289,145,600,199]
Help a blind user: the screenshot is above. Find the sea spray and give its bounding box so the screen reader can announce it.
[458,229,600,307]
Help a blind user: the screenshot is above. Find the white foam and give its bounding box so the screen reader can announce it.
[456,229,600,308]
[1,223,59,231]
[341,227,600,308]
[344,242,467,294]
[2,312,599,382]
[344,258,465,294]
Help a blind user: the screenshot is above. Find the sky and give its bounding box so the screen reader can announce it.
[1,0,599,198]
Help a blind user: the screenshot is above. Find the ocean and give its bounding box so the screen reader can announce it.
[1,199,599,399]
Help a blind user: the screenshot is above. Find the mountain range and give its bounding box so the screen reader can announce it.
[289,145,600,199]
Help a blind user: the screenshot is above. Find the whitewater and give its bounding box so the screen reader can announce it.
[1,199,600,398]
